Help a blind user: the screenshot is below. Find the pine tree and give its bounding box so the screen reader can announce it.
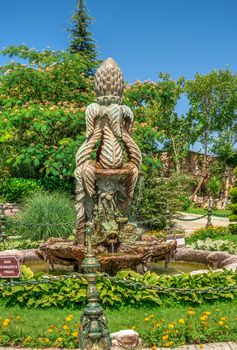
[69,0,97,59]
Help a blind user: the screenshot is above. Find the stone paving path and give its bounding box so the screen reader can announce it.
[175,213,230,234]
[154,342,237,349]
[1,343,237,349]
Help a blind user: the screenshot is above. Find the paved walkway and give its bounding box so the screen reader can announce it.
[175,213,230,234]
[155,342,237,349]
[1,342,237,349]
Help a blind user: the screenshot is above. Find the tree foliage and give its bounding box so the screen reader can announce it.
[0,46,96,185]
[69,0,97,59]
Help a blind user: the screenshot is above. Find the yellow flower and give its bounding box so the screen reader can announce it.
[168,323,174,329]
[162,334,168,340]
[57,337,63,342]
[24,336,31,342]
[16,316,20,320]
[166,342,173,347]
[204,311,211,316]
[221,317,228,321]
[187,310,195,315]
[72,332,78,337]
[66,315,73,322]
[154,323,160,328]
[218,321,224,326]
[45,338,49,343]
[48,329,53,333]
[200,316,207,321]
[178,318,185,325]
[151,346,156,350]
[63,325,69,330]
[144,317,150,321]
[2,319,10,327]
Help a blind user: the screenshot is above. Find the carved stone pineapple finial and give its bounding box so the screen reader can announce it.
[95,58,124,104]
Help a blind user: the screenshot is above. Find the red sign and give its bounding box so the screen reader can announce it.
[0,256,21,278]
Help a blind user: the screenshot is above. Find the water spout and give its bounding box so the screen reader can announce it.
[111,242,115,254]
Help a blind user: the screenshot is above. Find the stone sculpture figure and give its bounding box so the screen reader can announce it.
[74,58,142,247]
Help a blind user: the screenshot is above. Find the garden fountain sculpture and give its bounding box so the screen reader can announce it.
[38,58,177,274]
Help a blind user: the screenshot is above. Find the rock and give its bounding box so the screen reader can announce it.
[0,249,40,263]
[111,329,141,349]
[3,203,19,217]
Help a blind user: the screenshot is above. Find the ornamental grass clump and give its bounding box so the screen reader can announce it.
[16,192,76,241]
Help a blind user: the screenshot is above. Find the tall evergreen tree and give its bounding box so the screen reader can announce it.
[69,0,97,59]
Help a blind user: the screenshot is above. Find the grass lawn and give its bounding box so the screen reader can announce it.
[183,207,231,217]
[0,300,237,348]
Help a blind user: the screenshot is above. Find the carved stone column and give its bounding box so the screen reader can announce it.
[74,58,142,249]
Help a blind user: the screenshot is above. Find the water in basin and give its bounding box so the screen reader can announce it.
[25,260,207,276]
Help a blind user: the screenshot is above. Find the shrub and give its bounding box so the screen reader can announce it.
[229,214,237,222]
[0,239,40,251]
[188,238,237,255]
[15,192,76,241]
[178,194,192,211]
[229,224,237,235]
[129,172,191,230]
[229,169,237,221]
[39,177,75,195]
[0,270,236,309]
[0,178,41,202]
[186,226,230,244]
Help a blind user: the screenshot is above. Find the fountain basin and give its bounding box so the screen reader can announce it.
[36,236,177,275]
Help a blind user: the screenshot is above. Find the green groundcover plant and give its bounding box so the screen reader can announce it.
[0,269,236,309]
[188,238,237,255]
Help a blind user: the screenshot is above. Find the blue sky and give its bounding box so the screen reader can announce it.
[1,0,237,84]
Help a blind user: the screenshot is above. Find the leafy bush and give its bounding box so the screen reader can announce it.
[15,192,76,240]
[0,178,41,202]
[130,173,191,229]
[178,194,192,211]
[229,214,237,221]
[229,168,237,221]
[188,238,237,255]
[0,270,236,309]
[39,177,75,195]
[0,239,40,251]
[186,226,230,244]
[229,224,237,235]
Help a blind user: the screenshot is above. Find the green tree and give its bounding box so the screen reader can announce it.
[124,74,194,174]
[69,0,97,59]
[186,69,237,170]
[0,46,96,187]
[185,69,237,198]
